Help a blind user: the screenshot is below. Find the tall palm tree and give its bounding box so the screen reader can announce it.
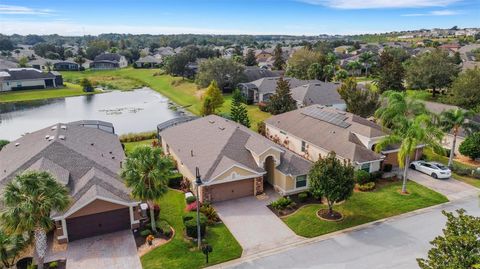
[439,108,479,167]
[121,146,173,233]
[0,229,29,269]
[45,61,53,72]
[359,51,375,77]
[375,91,427,130]
[375,114,444,193]
[1,171,70,269]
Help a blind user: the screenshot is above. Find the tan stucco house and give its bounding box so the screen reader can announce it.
[0,121,142,243]
[159,115,312,202]
[265,105,422,172]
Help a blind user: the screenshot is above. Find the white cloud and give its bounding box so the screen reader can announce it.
[402,9,462,16]
[0,5,54,15]
[297,0,460,9]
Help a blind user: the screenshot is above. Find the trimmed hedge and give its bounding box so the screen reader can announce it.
[183,212,207,238]
[270,197,296,210]
[298,192,308,203]
[168,173,183,188]
[157,220,172,237]
[186,196,196,204]
[354,170,371,185]
[358,182,376,191]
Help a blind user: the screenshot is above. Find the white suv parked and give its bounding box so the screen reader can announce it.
[410,161,451,179]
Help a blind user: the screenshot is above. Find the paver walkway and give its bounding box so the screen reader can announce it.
[214,188,302,256]
[66,230,142,269]
[408,169,478,200]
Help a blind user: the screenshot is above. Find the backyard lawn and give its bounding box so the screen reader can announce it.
[141,190,242,269]
[283,180,448,238]
[123,139,156,155]
[62,69,270,130]
[0,82,100,103]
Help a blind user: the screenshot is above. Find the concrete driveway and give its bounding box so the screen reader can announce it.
[408,169,478,200]
[214,188,302,256]
[66,230,141,269]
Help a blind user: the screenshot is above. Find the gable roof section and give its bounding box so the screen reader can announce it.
[27,157,70,186]
[265,106,385,164]
[94,53,122,62]
[0,68,55,81]
[290,82,344,107]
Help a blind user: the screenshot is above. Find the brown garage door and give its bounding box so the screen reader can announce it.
[209,178,254,202]
[66,208,130,241]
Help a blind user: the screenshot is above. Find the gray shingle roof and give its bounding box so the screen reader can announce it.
[239,77,321,94]
[94,53,122,62]
[290,82,344,107]
[0,68,56,81]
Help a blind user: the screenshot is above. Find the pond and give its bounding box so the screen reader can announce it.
[0,88,187,141]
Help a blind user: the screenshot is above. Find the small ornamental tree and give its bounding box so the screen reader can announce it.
[459,132,480,160]
[79,78,94,92]
[202,80,224,115]
[230,89,250,128]
[267,77,297,115]
[244,49,257,66]
[417,209,480,269]
[273,44,285,70]
[308,152,355,220]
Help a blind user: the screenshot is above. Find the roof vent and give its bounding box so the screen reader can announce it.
[59,135,65,140]
[91,143,94,146]
[60,125,67,130]
[48,136,55,141]
[45,135,50,139]
[15,143,20,147]
[191,150,194,157]
[219,127,225,131]
[208,120,215,124]
[111,156,115,160]
[51,126,57,130]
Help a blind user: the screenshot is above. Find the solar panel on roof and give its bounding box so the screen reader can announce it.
[301,106,351,128]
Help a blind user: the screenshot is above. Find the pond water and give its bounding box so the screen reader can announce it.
[0,88,186,140]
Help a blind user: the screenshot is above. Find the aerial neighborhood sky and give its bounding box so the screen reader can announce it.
[0,0,478,36]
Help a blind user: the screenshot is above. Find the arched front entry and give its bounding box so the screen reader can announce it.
[263,155,275,186]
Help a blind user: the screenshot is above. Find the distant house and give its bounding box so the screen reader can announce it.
[28,58,79,71]
[265,105,418,172]
[242,66,283,82]
[134,55,162,68]
[159,115,312,201]
[53,60,79,71]
[255,50,273,62]
[0,59,18,69]
[28,58,50,71]
[0,122,142,243]
[0,68,63,92]
[90,53,128,70]
[290,82,346,110]
[238,77,320,104]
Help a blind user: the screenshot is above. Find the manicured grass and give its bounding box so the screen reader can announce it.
[283,180,448,238]
[62,68,270,130]
[0,82,100,103]
[123,139,156,155]
[141,190,242,269]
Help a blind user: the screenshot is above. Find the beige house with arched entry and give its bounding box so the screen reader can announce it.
[159,115,312,202]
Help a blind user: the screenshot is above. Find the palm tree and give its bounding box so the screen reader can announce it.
[121,146,173,233]
[375,114,444,193]
[359,51,375,77]
[439,109,479,167]
[375,91,427,130]
[346,61,362,76]
[1,171,70,269]
[45,61,52,72]
[0,229,29,269]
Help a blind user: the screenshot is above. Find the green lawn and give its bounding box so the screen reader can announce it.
[283,180,448,238]
[62,68,270,130]
[0,82,100,103]
[141,190,242,269]
[123,139,156,155]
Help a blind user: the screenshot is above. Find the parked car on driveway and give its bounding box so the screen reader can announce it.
[409,161,451,179]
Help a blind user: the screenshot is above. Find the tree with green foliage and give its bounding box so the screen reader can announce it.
[286,48,325,80]
[195,58,245,90]
[273,44,285,70]
[230,89,250,128]
[164,53,190,78]
[85,40,109,60]
[0,38,14,51]
[449,68,480,110]
[79,78,94,92]
[459,132,480,160]
[323,64,335,82]
[267,77,297,115]
[0,229,29,269]
[359,51,376,77]
[337,78,379,117]
[121,146,173,233]
[1,171,70,269]
[308,151,355,219]
[244,49,257,66]
[201,80,224,115]
[307,63,323,80]
[18,57,28,68]
[439,109,478,166]
[334,69,349,81]
[346,60,362,76]
[405,49,460,97]
[375,92,443,193]
[376,49,405,92]
[417,209,480,269]
[0,140,8,151]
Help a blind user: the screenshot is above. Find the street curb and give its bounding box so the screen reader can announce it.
[206,193,478,269]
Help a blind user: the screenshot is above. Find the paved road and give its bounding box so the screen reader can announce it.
[212,195,479,269]
[215,188,302,256]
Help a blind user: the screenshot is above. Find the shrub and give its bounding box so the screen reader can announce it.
[49,261,58,268]
[119,131,157,143]
[358,182,376,191]
[452,165,472,176]
[168,173,183,188]
[200,203,220,223]
[183,213,207,238]
[354,170,371,185]
[186,196,196,204]
[0,139,9,151]
[472,169,480,179]
[258,102,269,112]
[270,197,296,210]
[257,121,266,136]
[434,147,450,158]
[370,171,383,181]
[298,192,308,203]
[185,201,199,211]
[459,132,480,160]
[383,164,393,172]
[140,229,152,237]
[157,220,172,237]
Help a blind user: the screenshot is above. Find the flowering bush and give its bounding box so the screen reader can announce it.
[185,201,200,211]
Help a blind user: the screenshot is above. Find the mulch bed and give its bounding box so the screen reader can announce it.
[133,227,172,248]
[16,257,66,269]
[317,209,344,222]
[267,193,322,217]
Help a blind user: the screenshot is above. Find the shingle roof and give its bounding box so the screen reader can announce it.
[94,53,122,62]
[265,105,385,163]
[135,55,162,64]
[239,77,321,94]
[290,82,344,106]
[0,68,55,81]
[242,67,283,82]
[160,115,311,182]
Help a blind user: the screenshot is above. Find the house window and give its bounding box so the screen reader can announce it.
[360,163,370,172]
[296,175,307,188]
[301,141,307,152]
